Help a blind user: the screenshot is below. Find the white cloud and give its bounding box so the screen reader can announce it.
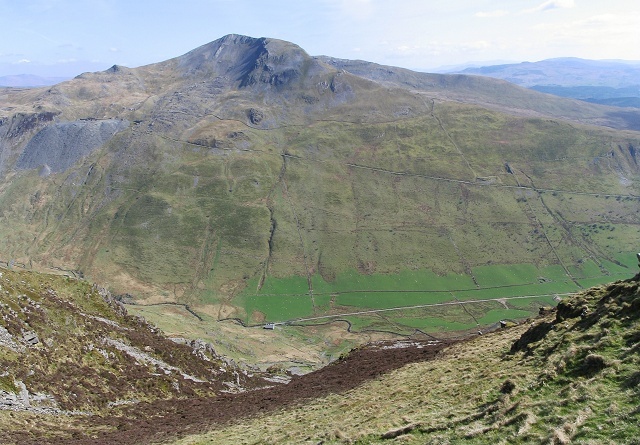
[530,10,640,59]
[16,59,31,64]
[475,10,509,18]
[109,47,119,52]
[390,40,493,59]
[523,0,575,14]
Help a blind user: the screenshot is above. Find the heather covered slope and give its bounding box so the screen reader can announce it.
[0,267,639,444]
[0,267,261,428]
[172,272,640,444]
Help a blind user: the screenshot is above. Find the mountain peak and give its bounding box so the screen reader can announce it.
[175,34,320,89]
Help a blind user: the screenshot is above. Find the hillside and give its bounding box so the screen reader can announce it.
[0,35,639,367]
[0,266,267,444]
[168,271,640,444]
[2,268,637,444]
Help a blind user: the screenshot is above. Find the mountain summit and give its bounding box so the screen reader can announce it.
[175,34,327,89]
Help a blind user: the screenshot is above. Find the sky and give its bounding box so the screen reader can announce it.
[1,0,639,78]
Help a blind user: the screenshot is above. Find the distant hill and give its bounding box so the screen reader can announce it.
[453,58,640,108]
[0,74,70,87]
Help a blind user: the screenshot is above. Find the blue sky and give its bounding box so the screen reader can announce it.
[1,0,639,77]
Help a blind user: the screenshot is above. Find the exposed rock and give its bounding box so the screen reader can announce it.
[22,330,39,347]
[16,119,129,173]
[248,107,264,124]
[0,380,60,414]
[0,324,22,352]
[4,111,58,139]
[102,337,206,382]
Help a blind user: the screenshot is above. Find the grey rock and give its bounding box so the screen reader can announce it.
[16,119,129,173]
[23,330,39,347]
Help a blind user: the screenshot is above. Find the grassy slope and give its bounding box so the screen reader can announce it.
[0,101,638,362]
[172,273,640,444]
[1,50,639,364]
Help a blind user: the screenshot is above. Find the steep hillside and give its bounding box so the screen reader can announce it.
[0,35,639,366]
[3,269,636,444]
[169,271,640,444]
[0,266,265,443]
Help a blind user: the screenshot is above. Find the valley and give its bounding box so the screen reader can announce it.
[1,265,638,444]
[0,33,640,444]
[1,35,639,369]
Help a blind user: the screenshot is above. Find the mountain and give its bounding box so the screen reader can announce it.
[453,57,640,108]
[0,35,639,369]
[455,57,640,88]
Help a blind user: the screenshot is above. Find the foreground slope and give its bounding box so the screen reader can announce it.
[0,35,639,363]
[172,271,640,444]
[0,267,263,444]
[0,268,638,444]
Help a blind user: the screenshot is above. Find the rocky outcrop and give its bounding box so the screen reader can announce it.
[175,34,331,91]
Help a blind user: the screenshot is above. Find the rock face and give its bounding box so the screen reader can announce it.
[15,119,129,173]
[175,34,328,91]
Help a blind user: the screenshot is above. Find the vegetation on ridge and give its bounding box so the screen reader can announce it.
[0,267,258,420]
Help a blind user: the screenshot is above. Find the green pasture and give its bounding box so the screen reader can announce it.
[238,256,638,328]
[245,293,313,323]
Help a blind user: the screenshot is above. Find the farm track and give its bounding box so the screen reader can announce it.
[18,339,456,445]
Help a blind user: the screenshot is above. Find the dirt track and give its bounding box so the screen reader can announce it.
[19,339,454,445]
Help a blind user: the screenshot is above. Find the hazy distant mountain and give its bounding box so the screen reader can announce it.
[454,57,640,88]
[451,58,640,107]
[0,74,70,87]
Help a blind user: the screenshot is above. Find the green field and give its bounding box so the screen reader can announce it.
[237,255,638,333]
